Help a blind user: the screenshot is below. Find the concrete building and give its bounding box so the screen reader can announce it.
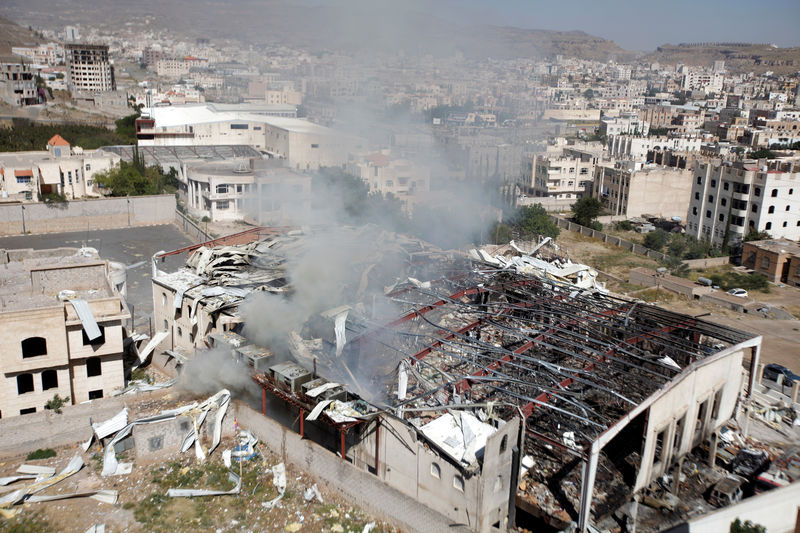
[183,159,311,223]
[741,238,800,285]
[607,134,701,161]
[0,135,120,202]
[136,103,363,171]
[156,58,191,78]
[65,44,116,93]
[148,229,761,533]
[686,158,800,246]
[592,163,694,219]
[600,111,649,137]
[346,153,431,213]
[0,56,40,107]
[524,153,597,200]
[0,248,129,418]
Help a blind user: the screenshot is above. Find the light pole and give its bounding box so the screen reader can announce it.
[20,204,26,234]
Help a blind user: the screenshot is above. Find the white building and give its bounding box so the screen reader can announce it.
[346,153,430,213]
[184,159,310,223]
[0,135,120,202]
[607,134,702,161]
[686,158,800,246]
[600,112,649,137]
[137,103,363,171]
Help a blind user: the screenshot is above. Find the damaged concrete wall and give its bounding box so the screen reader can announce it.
[0,395,125,457]
[634,347,745,492]
[233,402,471,533]
[132,409,235,463]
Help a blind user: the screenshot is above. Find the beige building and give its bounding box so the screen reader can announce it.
[593,163,694,218]
[65,44,115,93]
[0,248,129,418]
[0,135,120,202]
[741,239,800,285]
[346,153,431,213]
[0,56,39,107]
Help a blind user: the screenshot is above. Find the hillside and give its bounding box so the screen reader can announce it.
[467,27,634,61]
[646,43,800,75]
[0,15,42,54]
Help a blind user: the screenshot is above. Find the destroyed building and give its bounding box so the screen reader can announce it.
[0,247,130,418]
[149,227,762,532]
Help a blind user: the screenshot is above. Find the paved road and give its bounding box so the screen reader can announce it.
[0,224,193,329]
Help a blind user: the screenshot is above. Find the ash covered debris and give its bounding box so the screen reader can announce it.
[151,224,764,533]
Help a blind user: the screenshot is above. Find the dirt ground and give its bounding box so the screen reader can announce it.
[555,229,800,371]
[0,390,392,533]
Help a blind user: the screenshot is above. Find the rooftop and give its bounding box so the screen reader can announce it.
[744,239,800,256]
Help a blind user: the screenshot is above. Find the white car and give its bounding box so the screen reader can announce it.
[726,288,748,298]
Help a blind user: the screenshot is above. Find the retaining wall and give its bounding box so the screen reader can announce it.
[175,210,211,243]
[0,195,176,236]
[552,216,670,261]
[233,402,470,533]
[681,256,731,269]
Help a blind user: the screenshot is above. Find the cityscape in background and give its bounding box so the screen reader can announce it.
[0,2,798,532]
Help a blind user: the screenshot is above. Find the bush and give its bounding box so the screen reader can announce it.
[615,220,634,231]
[45,394,68,414]
[643,229,669,251]
[26,448,57,460]
[571,197,603,227]
[589,220,603,231]
[709,272,771,293]
[506,204,560,240]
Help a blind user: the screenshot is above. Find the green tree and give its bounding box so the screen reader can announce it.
[643,229,669,251]
[615,220,634,231]
[648,127,670,137]
[747,149,776,159]
[571,197,603,227]
[93,160,170,196]
[743,228,771,242]
[507,204,560,240]
[582,89,595,100]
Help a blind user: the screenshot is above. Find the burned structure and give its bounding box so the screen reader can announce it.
[150,227,761,532]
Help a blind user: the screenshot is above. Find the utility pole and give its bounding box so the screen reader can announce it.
[20,204,26,234]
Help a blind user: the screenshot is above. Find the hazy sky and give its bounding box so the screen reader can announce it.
[452,0,800,51]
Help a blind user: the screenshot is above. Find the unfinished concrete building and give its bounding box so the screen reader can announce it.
[0,248,129,418]
[150,228,761,532]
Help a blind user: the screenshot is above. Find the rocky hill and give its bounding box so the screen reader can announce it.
[646,42,800,75]
[0,15,42,54]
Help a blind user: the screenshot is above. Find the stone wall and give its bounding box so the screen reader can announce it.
[0,194,176,236]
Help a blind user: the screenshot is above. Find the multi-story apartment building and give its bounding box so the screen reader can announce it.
[65,44,116,93]
[0,56,39,107]
[0,249,128,418]
[523,153,596,200]
[686,159,800,246]
[347,153,431,213]
[592,163,693,219]
[600,111,649,137]
[607,134,702,160]
[156,58,191,78]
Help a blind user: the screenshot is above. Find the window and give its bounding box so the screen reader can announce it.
[765,222,772,230]
[500,435,508,453]
[721,198,727,207]
[217,200,229,210]
[723,181,729,191]
[86,357,102,377]
[696,176,702,185]
[88,389,104,400]
[230,123,248,130]
[310,144,319,148]
[430,463,441,479]
[752,204,758,213]
[236,185,242,193]
[654,428,666,464]
[453,475,465,492]
[761,257,770,269]
[21,337,47,358]
[17,373,34,395]
[695,192,700,200]
[42,370,58,390]
[177,326,182,337]
[708,195,714,203]
[16,176,31,184]
[755,187,761,197]
[216,184,228,194]
[385,180,393,187]
[786,205,791,211]
[68,171,72,184]
[790,189,794,195]
[163,319,168,330]
[692,207,697,215]
[706,210,711,218]
[711,179,716,188]
[768,206,775,214]
[771,189,778,197]
[718,214,724,222]
[85,164,91,171]
[82,325,105,346]
[783,221,788,227]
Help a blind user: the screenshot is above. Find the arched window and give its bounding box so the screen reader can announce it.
[500,435,508,453]
[453,475,465,492]
[86,357,102,377]
[21,337,47,358]
[430,463,441,479]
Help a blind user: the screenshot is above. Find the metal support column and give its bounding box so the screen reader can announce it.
[340,430,346,460]
[577,444,599,532]
[261,388,266,415]
[747,345,760,398]
[374,419,380,474]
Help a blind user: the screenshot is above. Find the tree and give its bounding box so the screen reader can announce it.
[747,149,776,159]
[648,127,670,137]
[571,197,603,227]
[730,518,765,533]
[507,204,560,240]
[643,229,669,251]
[93,160,172,196]
[743,228,771,242]
[582,89,595,100]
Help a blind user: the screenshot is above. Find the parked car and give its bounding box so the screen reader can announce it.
[726,288,748,298]
[763,363,800,386]
[708,474,746,507]
[642,490,681,514]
